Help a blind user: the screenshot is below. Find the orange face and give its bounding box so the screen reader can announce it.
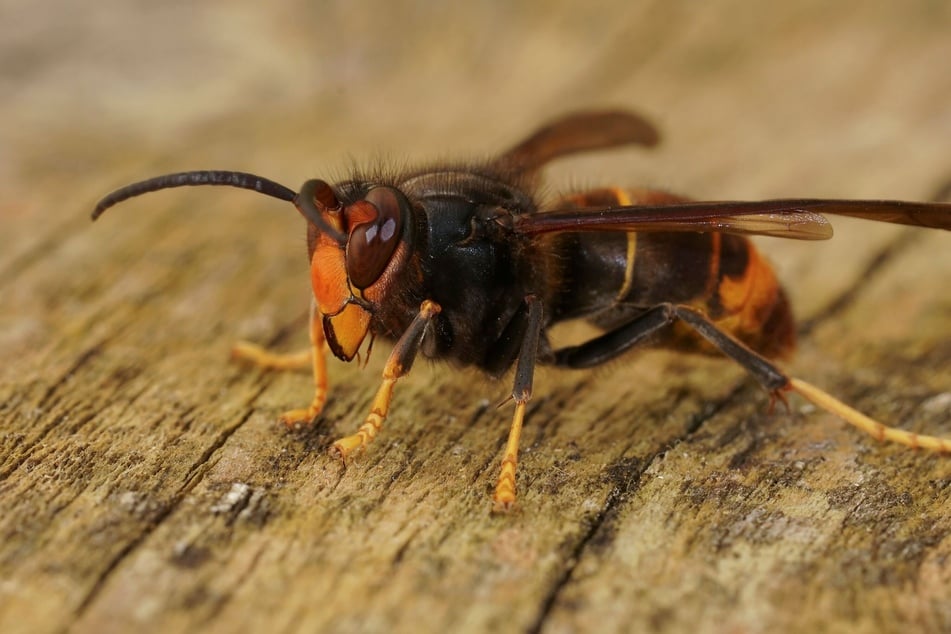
[300,183,410,361]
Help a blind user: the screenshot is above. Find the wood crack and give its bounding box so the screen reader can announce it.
[525,381,738,633]
[71,385,268,620]
[0,334,120,482]
[526,460,646,634]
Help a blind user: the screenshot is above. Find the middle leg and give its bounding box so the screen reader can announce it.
[492,295,545,512]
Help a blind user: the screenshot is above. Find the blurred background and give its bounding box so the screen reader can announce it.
[4,1,950,193]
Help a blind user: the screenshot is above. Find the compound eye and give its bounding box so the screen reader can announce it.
[345,186,404,290]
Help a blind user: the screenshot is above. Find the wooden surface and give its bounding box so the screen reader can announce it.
[2,2,950,633]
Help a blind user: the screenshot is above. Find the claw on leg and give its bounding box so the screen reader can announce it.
[767,387,791,415]
[279,397,326,430]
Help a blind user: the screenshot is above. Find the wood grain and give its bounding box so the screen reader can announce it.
[1,2,950,633]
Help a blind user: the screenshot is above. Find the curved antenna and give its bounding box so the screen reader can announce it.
[92,171,348,245]
[92,171,297,220]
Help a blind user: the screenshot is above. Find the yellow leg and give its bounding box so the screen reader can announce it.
[280,303,328,428]
[231,342,311,370]
[492,401,527,513]
[790,378,951,453]
[330,377,396,462]
[230,301,329,428]
[492,294,543,512]
[330,300,441,463]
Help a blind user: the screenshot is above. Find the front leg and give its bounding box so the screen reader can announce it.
[279,301,330,428]
[231,300,329,428]
[330,300,441,462]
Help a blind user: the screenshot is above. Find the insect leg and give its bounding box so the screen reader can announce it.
[279,301,330,428]
[674,305,951,453]
[552,305,677,368]
[330,300,442,462]
[232,343,311,370]
[671,306,788,390]
[231,301,318,372]
[231,300,330,427]
[493,295,544,513]
[553,304,786,390]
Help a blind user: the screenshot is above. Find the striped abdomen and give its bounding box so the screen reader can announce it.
[551,187,796,359]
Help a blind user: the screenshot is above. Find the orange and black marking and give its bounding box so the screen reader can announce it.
[609,187,639,303]
[563,186,796,361]
[90,109,951,511]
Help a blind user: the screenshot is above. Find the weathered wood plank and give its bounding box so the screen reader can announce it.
[1,2,950,633]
